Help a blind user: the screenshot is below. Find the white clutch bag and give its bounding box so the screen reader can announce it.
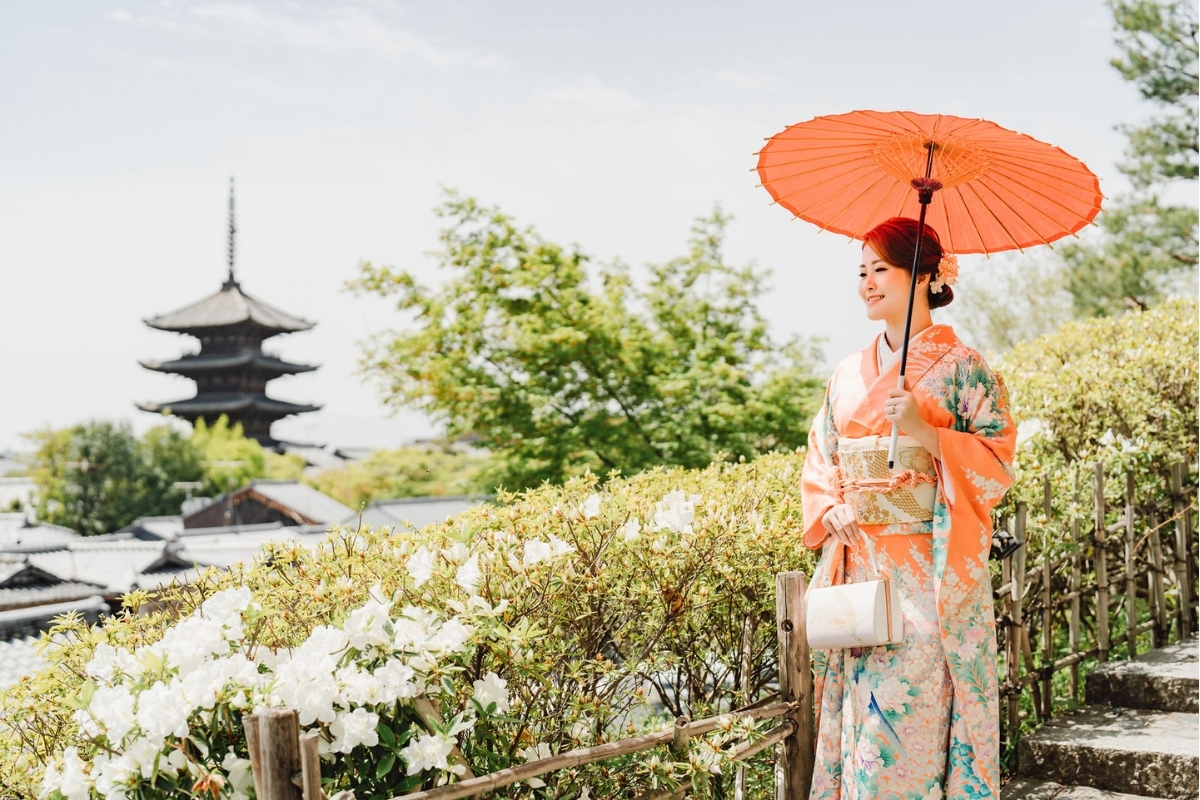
[805,537,904,649]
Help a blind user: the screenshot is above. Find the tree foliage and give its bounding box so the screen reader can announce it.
[955,0,1198,348]
[1109,0,1199,187]
[352,194,823,490]
[304,445,491,510]
[24,416,307,535]
[27,422,195,536]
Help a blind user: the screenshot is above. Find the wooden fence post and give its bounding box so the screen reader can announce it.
[1095,464,1109,664]
[736,613,756,800]
[1069,472,1082,703]
[1125,472,1138,659]
[776,572,813,800]
[1150,511,1168,647]
[260,707,303,800]
[1041,478,1053,718]
[1170,464,1193,638]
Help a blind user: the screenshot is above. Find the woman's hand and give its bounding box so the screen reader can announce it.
[885,388,942,458]
[821,503,861,547]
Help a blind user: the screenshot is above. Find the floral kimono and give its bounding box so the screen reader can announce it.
[801,324,1016,800]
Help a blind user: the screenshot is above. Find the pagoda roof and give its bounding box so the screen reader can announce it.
[137,393,321,418]
[145,280,313,334]
[140,351,317,376]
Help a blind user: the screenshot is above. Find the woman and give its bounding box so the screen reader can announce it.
[802,217,1016,799]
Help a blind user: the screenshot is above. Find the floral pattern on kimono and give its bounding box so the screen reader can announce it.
[801,325,1016,799]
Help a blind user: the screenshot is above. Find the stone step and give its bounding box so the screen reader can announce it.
[1087,636,1199,713]
[1018,705,1198,799]
[1003,777,1158,799]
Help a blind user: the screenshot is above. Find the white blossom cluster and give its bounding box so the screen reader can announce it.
[39,583,514,800]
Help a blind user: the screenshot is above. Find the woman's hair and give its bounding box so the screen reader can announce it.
[862,217,954,309]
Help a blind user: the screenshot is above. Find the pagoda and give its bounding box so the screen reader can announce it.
[138,180,320,447]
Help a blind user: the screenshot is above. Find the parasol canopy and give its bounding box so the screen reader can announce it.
[755,110,1103,255]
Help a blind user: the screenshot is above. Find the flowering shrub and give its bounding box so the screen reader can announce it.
[993,297,1198,563]
[2,451,814,799]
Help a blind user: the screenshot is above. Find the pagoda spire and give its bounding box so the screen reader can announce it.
[226,176,237,287]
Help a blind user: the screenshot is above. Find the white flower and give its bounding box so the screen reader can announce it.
[90,685,137,744]
[85,644,140,686]
[44,747,89,800]
[329,707,380,754]
[581,494,601,519]
[443,541,470,564]
[222,750,255,800]
[428,617,473,654]
[408,545,435,587]
[472,671,510,713]
[523,539,552,567]
[466,595,509,617]
[547,534,574,557]
[393,606,439,651]
[344,597,393,651]
[336,665,381,706]
[518,743,553,788]
[136,681,191,740]
[374,659,420,703]
[201,586,253,628]
[401,732,455,775]
[653,490,696,534]
[456,554,482,593]
[619,519,641,541]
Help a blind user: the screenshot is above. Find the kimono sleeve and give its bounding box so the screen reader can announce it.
[933,354,1017,580]
[801,382,842,549]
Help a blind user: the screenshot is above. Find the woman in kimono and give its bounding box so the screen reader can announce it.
[802,217,1016,799]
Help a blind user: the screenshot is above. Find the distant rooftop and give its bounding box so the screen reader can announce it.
[145,280,314,335]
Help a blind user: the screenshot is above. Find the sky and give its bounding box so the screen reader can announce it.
[0,1,1154,452]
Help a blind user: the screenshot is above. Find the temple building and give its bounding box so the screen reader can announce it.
[138,181,320,447]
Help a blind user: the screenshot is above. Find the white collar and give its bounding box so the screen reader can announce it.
[877,333,902,373]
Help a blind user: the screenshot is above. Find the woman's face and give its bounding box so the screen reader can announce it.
[859,244,922,323]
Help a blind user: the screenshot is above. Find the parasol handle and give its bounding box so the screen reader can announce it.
[887,373,905,467]
[889,142,940,469]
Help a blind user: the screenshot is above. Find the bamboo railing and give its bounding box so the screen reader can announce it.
[243,573,817,800]
[993,461,1198,752]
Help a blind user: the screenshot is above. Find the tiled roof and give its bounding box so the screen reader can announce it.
[185,481,352,528]
[118,516,186,541]
[0,634,45,688]
[357,496,488,531]
[137,393,320,417]
[141,351,316,376]
[0,515,80,549]
[145,281,313,334]
[27,542,184,592]
[0,582,103,612]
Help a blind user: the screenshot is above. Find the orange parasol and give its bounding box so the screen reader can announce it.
[756,110,1102,464]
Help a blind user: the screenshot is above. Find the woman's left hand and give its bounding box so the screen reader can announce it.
[884,388,926,437]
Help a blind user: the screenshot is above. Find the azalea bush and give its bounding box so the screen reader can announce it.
[2,451,814,800]
[993,297,1198,565]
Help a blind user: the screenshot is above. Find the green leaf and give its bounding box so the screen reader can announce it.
[376,752,397,779]
[377,720,396,749]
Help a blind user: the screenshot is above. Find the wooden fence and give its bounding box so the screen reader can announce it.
[994,461,1198,751]
[241,461,1197,799]
[241,572,816,800]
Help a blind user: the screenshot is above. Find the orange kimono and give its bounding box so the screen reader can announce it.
[802,325,1016,799]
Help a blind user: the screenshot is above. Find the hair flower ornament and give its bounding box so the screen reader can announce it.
[930,254,959,294]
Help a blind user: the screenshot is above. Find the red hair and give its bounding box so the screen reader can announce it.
[863,217,954,309]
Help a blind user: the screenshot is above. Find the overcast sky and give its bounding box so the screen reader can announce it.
[0,1,1151,451]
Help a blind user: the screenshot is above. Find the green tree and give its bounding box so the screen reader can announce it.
[304,444,490,509]
[190,416,267,496]
[27,422,186,535]
[955,0,1197,346]
[351,194,823,489]
[1060,0,1197,316]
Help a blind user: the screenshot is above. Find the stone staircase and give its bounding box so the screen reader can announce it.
[1003,636,1198,799]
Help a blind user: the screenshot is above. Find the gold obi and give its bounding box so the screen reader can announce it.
[836,435,938,525]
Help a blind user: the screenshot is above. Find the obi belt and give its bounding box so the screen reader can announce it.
[836,435,937,525]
